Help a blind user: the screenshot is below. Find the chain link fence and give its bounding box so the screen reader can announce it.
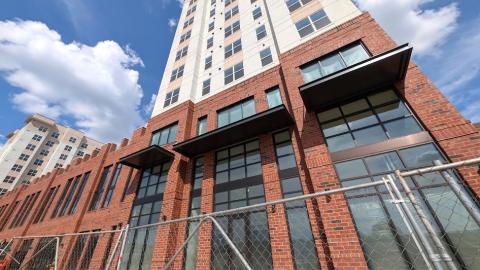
[0,158,479,270]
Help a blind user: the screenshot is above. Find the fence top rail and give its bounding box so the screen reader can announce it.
[11,228,124,240]
[399,156,480,177]
[128,179,386,230]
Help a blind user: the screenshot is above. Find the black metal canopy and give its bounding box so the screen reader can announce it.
[299,44,413,111]
[173,105,294,157]
[119,145,174,169]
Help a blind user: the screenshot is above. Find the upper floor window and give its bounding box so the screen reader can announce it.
[295,9,330,38]
[151,123,178,146]
[164,88,180,107]
[202,79,211,96]
[77,151,84,156]
[136,162,170,199]
[45,140,54,147]
[225,5,239,20]
[207,37,214,49]
[256,25,267,40]
[40,149,49,156]
[183,17,194,29]
[317,89,423,152]
[286,0,312,13]
[224,39,242,58]
[260,47,273,66]
[301,43,370,83]
[64,145,72,151]
[170,65,185,82]
[80,143,88,148]
[175,46,188,61]
[3,176,15,184]
[266,87,282,108]
[208,21,215,32]
[11,164,23,172]
[217,98,255,128]
[51,132,60,139]
[211,0,216,5]
[69,137,77,143]
[0,188,7,196]
[26,144,36,150]
[224,62,244,85]
[27,169,38,176]
[19,154,30,161]
[59,154,68,160]
[210,8,215,17]
[38,126,48,132]
[252,7,262,20]
[186,5,196,16]
[197,117,208,135]
[179,30,191,43]
[225,21,240,38]
[205,55,212,69]
[32,135,42,141]
[225,0,233,7]
[33,159,44,166]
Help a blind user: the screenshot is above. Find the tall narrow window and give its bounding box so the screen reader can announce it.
[197,117,208,135]
[207,37,213,49]
[252,7,262,19]
[202,79,211,96]
[58,175,81,217]
[273,131,320,269]
[121,162,170,269]
[33,186,58,223]
[205,55,212,69]
[256,25,267,40]
[69,172,90,215]
[89,166,112,211]
[51,179,73,218]
[260,47,273,66]
[183,158,204,270]
[102,164,123,208]
[80,231,100,269]
[121,168,134,202]
[212,141,272,269]
[66,234,88,270]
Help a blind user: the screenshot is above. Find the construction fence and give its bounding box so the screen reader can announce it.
[0,158,479,270]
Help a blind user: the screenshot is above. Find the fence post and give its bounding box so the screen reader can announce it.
[105,229,124,270]
[207,216,253,270]
[394,171,458,270]
[383,176,435,270]
[433,160,480,226]
[54,237,60,270]
[116,225,129,270]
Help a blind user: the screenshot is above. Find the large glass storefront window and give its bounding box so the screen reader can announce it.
[334,143,480,269]
[317,89,423,152]
[120,162,170,270]
[273,131,321,270]
[213,140,273,269]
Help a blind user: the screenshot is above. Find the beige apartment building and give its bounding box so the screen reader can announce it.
[0,114,103,195]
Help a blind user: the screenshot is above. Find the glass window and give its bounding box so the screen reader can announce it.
[266,87,282,108]
[197,117,208,135]
[164,88,180,107]
[202,79,210,96]
[334,144,480,269]
[213,140,272,269]
[152,124,177,146]
[252,7,262,20]
[317,90,423,152]
[256,25,267,40]
[217,98,255,127]
[295,8,330,38]
[300,43,369,83]
[260,47,273,66]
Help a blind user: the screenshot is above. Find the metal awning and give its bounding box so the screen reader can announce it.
[119,145,174,169]
[299,44,413,111]
[173,105,294,157]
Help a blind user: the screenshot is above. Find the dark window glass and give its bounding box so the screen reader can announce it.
[102,164,123,208]
[301,43,369,83]
[66,234,88,270]
[80,232,100,269]
[212,140,272,269]
[317,89,423,152]
[51,179,73,218]
[151,123,178,146]
[197,117,208,135]
[69,172,91,214]
[217,98,255,128]
[334,143,480,269]
[89,166,112,211]
[58,175,81,216]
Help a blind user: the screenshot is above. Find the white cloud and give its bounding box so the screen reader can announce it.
[143,94,157,115]
[0,20,146,143]
[168,18,178,29]
[355,0,460,56]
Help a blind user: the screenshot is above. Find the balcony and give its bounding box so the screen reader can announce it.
[119,145,174,169]
[299,44,412,111]
[173,105,294,157]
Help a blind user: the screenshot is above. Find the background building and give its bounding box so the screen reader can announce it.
[0,114,103,195]
[0,1,479,269]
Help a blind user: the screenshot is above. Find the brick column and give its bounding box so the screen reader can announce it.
[259,134,295,270]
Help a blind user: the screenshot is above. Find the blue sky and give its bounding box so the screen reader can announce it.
[0,0,479,146]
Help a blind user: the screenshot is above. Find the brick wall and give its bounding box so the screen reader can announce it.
[0,12,478,270]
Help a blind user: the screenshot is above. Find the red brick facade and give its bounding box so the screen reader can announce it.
[0,13,479,270]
